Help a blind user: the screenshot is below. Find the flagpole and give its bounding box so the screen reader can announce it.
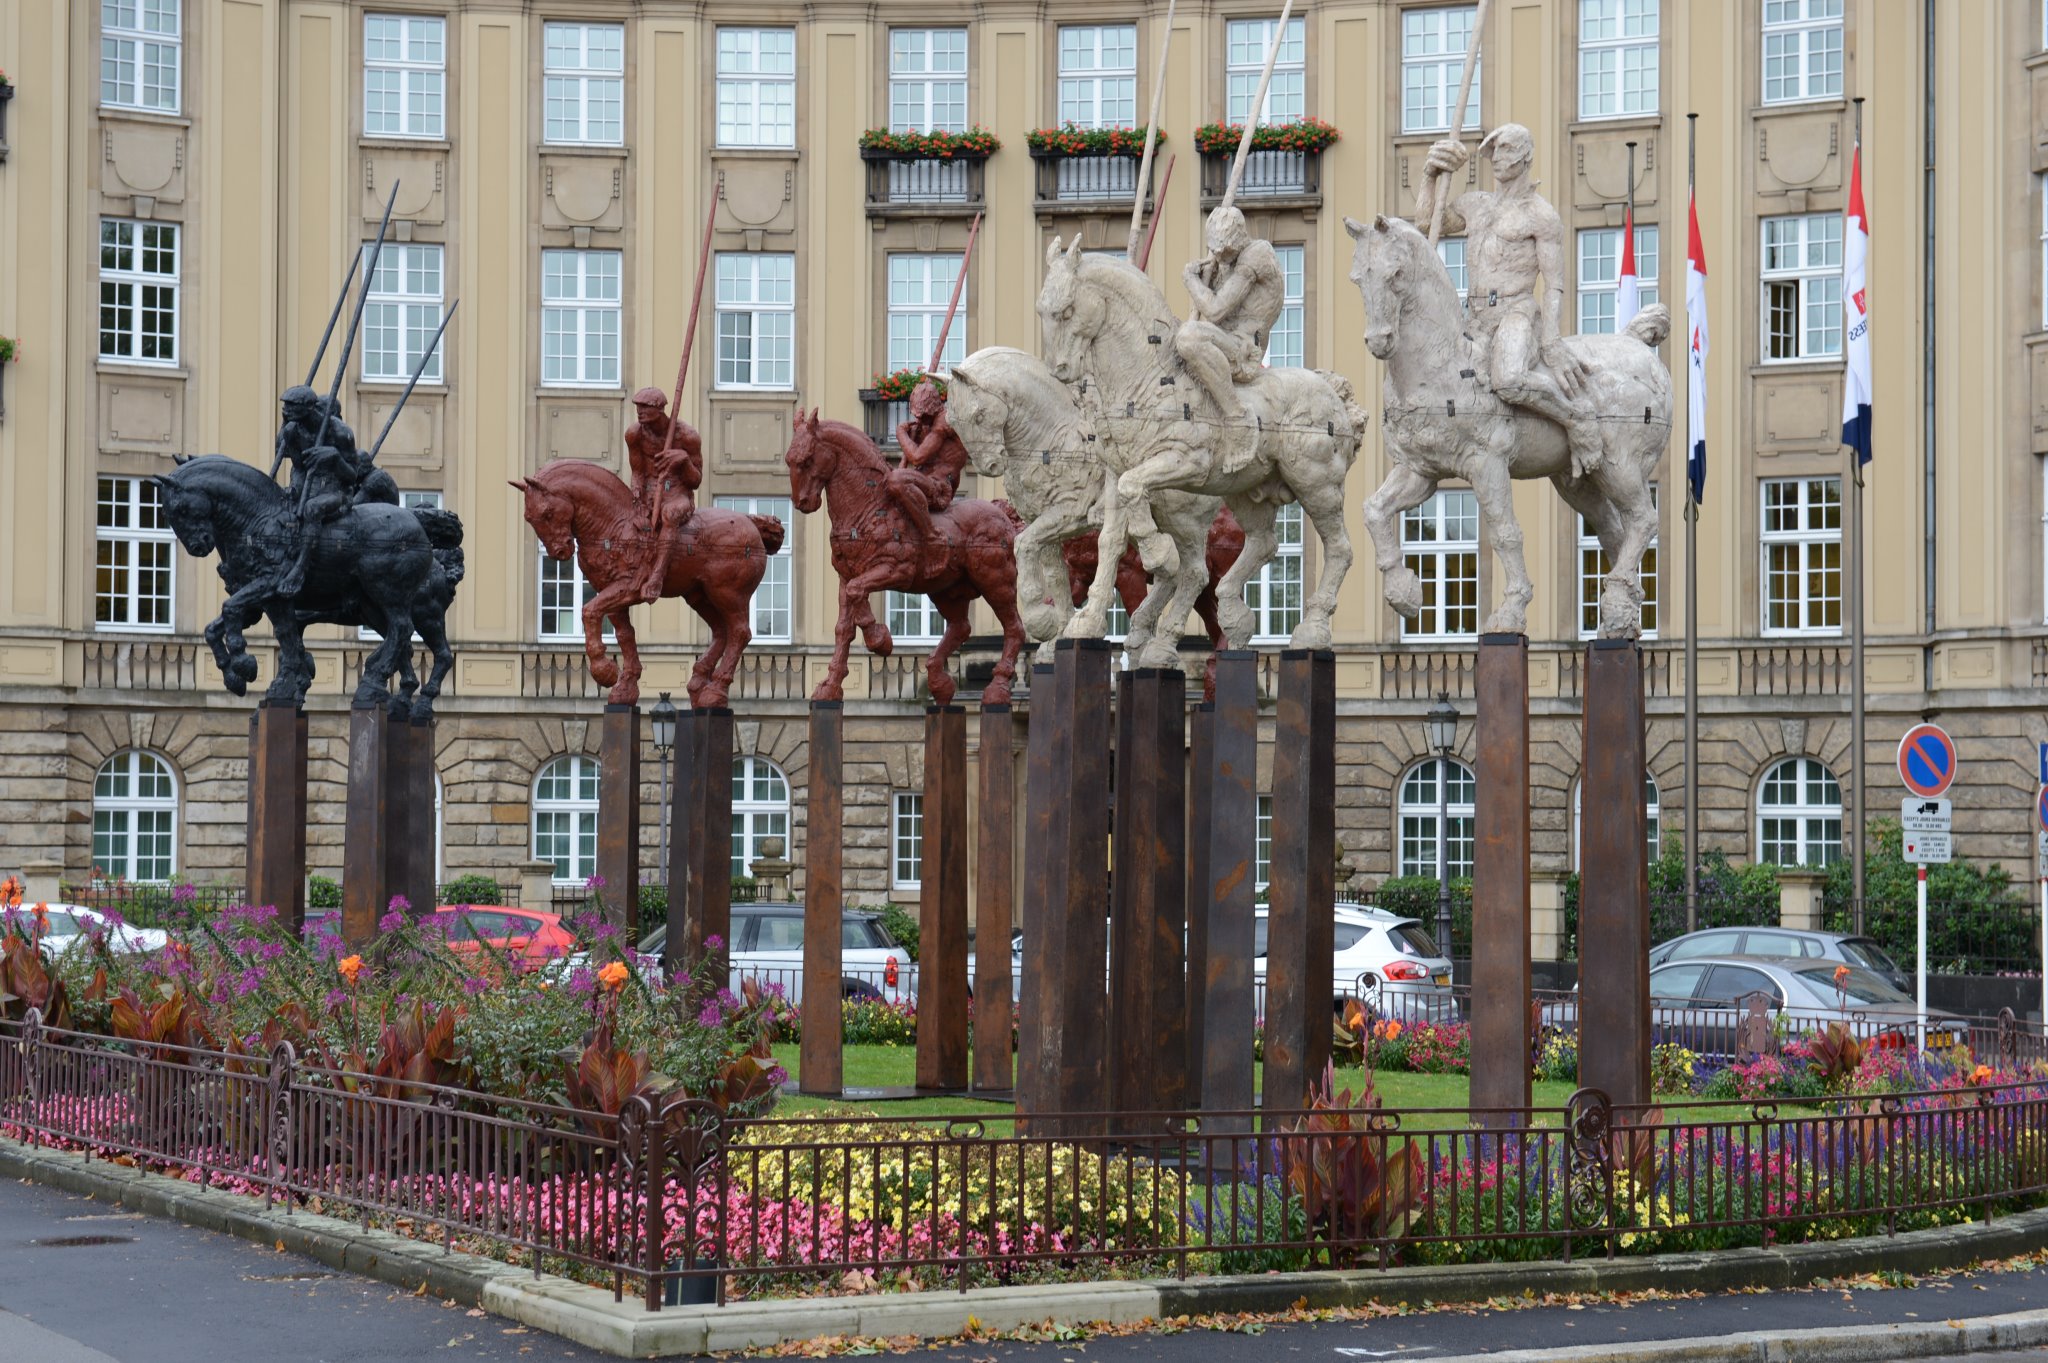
[1849,96,1867,931]
[1684,113,1699,934]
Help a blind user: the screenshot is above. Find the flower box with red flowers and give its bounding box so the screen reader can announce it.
[857,127,1001,161]
[1025,123,1162,159]
[860,129,995,213]
[1194,118,1336,206]
[1192,116,1340,155]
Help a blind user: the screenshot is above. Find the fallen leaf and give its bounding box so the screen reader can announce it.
[466,1307,486,1318]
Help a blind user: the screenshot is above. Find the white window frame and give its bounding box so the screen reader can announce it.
[1265,244,1305,368]
[1255,794,1273,894]
[1401,6,1481,134]
[362,242,444,383]
[1398,758,1476,878]
[1761,0,1843,107]
[714,253,795,391]
[1577,0,1659,121]
[887,254,966,375]
[1760,213,1842,362]
[892,791,924,891]
[1227,17,1305,126]
[715,495,793,642]
[1245,504,1304,642]
[363,13,446,140]
[1057,25,1138,130]
[1760,476,1842,637]
[92,750,179,883]
[98,218,179,366]
[887,591,945,644]
[538,546,613,642]
[1756,756,1843,867]
[541,249,622,388]
[543,22,624,146]
[1571,774,1661,870]
[1578,487,1659,639]
[731,755,791,880]
[101,0,181,113]
[1400,489,1480,641]
[532,755,601,885]
[716,28,796,148]
[1577,223,1660,334]
[1437,237,1469,308]
[96,475,176,633]
[889,29,968,134]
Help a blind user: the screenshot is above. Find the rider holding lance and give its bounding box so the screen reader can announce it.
[625,386,702,603]
[885,379,970,575]
[1175,204,1284,448]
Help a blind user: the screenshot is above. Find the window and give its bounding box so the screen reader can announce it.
[892,792,924,890]
[731,756,791,879]
[1255,794,1273,894]
[400,489,444,510]
[1571,774,1661,870]
[362,243,444,382]
[1398,758,1475,878]
[541,249,621,387]
[1577,224,1660,334]
[532,755,600,884]
[1577,488,1658,638]
[1756,756,1842,866]
[1265,245,1305,368]
[537,547,613,641]
[890,29,967,133]
[1437,237,1468,307]
[887,591,944,643]
[887,255,966,374]
[1058,26,1137,130]
[102,0,181,112]
[1761,214,1842,361]
[92,751,178,882]
[544,23,624,145]
[1762,0,1842,105]
[364,13,445,139]
[1402,6,1480,134]
[1244,505,1304,642]
[98,219,179,364]
[96,476,175,631]
[1227,17,1305,125]
[1578,0,1658,120]
[1761,476,1841,635]
[715,495,793,641]
[714,254,795,390]
[716,28,795,147]
[1400,490,1479,639]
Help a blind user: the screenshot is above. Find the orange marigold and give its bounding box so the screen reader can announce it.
[1832,963,1851,984]
[598,961,631,992]
[337,954,365,985]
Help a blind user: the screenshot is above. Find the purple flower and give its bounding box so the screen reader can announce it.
[715,988,740,1011]
[697,999,726,1027]
[322,987,349,1010]
[567,967,596,996]
[256,941,288,962]
[763,981,787,1000]
[387,894,411,914]
[584,873,608,890]
[233,966,265,997]
[592,921,620,942]
[171,882,198,905]
[379,907,406,934]
[461,976,491,996]
[764,1063,789,1087]
[249,903,278,926]
[704,934,725,953]
[312,929,344,962]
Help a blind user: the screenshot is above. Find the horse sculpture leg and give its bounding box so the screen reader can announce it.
[1593,467,1658,639]
[704,609,751,710]
[608,609,643,708]
[1468,456,1534,636]
[1215,497,1278,652]
[1126,512,1209,670]
[1292,479,1356,651]
[1362,466,1439,622]
[579,581,637,693]
[1015,500,1095,651]
[208,583,273,696]
[1065,468,1124,641]
[414,608,454,719]
[816,568,896,702]
[923,591,974,707]
[1113,450,1195,580]
[975,562,1028,707]
[353,603,414,708]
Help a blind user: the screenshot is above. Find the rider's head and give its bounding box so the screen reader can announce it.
[1204,206,1252,260]
[909,379,946,419]
[631,386,669,426]
[281,384,321,419]
[1477,123,1535,180]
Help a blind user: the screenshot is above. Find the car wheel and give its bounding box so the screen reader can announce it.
[842,978,883,1002]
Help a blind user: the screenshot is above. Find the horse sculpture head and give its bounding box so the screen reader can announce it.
[148,453,277,560]
[1036,234,1109,384]
[509,472,576,563]
[943,363,1009,480]
[1344,212,1462,364]
[783,407,836,515]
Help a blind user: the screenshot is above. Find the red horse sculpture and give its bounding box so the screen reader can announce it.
[1061,506,1247,651]
[784,409,1026,706]
[511,460,784,708]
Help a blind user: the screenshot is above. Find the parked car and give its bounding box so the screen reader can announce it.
[431,905,577,967]
[1251,903,1457,1020]
[1649,926,1909,994]
[631,903,917,1007]
[13,904,167,956]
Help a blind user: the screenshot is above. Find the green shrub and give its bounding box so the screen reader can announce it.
[1370,876,1469,955]
[1824,818,2027,972]
[438,873,503,907]
[309,875,341,910]
[878,903,921,961]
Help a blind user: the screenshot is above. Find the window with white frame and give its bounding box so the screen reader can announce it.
[1578,489,1658,638]
[92,750,178,882]
[1255,794,1273,895]
[887,592,944,643]
[1401,6,1480,134]
[887,255,965,374]
[1756,756,1842,866]
[1398,758,1476,878]
[1761,214,1842,361]
[714,253,795,390]
[541,249,621,387]
[1761,0,1842,106]
[1578,0,1658,120]
[99,219,179,364]
[1227,17,1305,126]
[890,29,967,133]
[364,13,445,139]
[537,547,613,641]
[1437,237,1469,307]
[399,490,443,510]
[1245,505,1304,642]
[1577,224,1660,334]
[1571,774,1661,870]
[362,242,443,382]
[714,494,793,641]
[892,791,924,890]
[96,476,175,632]
[1761,476,1842,635]
[1058,26,1138,130]
[716,28,795,148]
[102,0,181,112]
[1400,490,1480,639]
[361,492,442,639]
[1265,245,1305,368]
[532,755,600,884]
[731,756,791,879]
[543,22,624,145]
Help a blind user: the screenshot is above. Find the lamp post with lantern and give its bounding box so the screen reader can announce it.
[1426,691,1459,965]
[650,692,678,904]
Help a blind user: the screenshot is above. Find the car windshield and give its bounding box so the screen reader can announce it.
[1839,938,1902,974]
[1388,925,1440,958]
[38,910,85,937]
[1797,965,1909,1005]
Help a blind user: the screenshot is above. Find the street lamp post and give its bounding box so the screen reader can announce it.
[1425,691,1460,966]
[651,693,678,906]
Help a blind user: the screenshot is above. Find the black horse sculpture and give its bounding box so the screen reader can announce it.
[150,455,464,715]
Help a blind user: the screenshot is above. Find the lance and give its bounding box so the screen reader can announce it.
[1124,0,1177,257]
[1220,0,1295,213]
[663,176,726,454]
[368,300,459,464]
[272,183,397,481]
[303,178,403,516]
[926,212,982,375]
[1429,0,1491,248]
[1136,155,1176,270]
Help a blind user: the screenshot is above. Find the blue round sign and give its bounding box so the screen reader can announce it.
[1896,723,1957,799]
[2038,785,2048,834]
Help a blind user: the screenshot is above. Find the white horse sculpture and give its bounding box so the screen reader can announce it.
[1344,213,1672,637]
[1035,237,1365,665]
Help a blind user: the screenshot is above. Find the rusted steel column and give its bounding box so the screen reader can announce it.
[1017,665,1057,1118]
[973,703,1016,1095]
[917,705,970,1091]
[247,700,308,931]
[1580,640,1651,1112]
[667,707,734,979]
[1472,634,1532,1119]
[1196,653,1258,1124]
[598,703,642,928]
[1109,668,1188,1118]
[342,703,391,945]
[400,711,438,918]
[1183,700,1214,1089]
[802,701,844,1096]
[1263,649,1335,1117]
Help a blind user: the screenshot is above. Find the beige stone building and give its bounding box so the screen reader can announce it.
[0,0,2042,920]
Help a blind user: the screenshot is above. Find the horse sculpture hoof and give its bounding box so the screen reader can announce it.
[1385,567,1424,621]
[810,679,846,703]
[927,670,958,706]
[606,679,641,707]
[695,683,729,709]
[589,657,619,687]
[981,676,1014,706]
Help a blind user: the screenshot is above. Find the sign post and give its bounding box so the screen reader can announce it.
[1896,723,1957,1050]
[2037,794,2048,1026]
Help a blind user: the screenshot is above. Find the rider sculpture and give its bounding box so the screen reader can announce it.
[885,379,971,575]
[1175,205,1284,472]
[624,386,703,604]
[273,385,399,599]
[1412,123,1603,481]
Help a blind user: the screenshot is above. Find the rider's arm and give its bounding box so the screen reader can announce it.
[1413,174,1469,238]
[1535,229,1570,342]
[1205,263,1256,322]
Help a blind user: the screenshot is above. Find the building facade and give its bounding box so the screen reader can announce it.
[0,0,2042,914]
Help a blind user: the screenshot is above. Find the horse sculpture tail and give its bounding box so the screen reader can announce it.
[413,505,467,585]
[749,514,787,557]
[1624,303,1672,349]
[1313,369,1372,456]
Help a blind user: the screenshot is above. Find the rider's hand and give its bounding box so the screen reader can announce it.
[1425,139,1469,177]
[1540,339,1590,397]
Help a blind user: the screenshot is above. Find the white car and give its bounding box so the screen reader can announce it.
[1252,903,1456,1020]
[15,904,168,957]
[565,903,920,1007]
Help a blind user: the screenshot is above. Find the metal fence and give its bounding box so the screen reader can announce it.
[59,881,244,927]
[1828,899,2043,977]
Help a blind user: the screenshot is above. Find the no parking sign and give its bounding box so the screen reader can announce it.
[1896,723,1957,799]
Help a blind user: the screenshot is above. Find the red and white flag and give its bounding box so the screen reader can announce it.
[1685,191,1709,504]
[1616,201,1641,328]
[1841,139,1872,466]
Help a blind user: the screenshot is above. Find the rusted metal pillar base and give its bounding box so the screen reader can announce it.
[1017,666,1056,1117]
[400,711,438,918]
[1264,649,1336,1116]
[973,704,1016,1096]
[917,705,970,1092]
[1184,700,1214,1090]
[667,707,734,980]
[246,700,308,931]
[598,704,642,929]
[1580,640,1651,1113]
[342,703,392,945]
[1472,634,1532,1120]
[1109,668,1188,1118]
[802,701,844,1096]
[1195,654,1258,1125]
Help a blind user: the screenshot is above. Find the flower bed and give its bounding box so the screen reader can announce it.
[1192,116,1339,155]
[866,367,943,402]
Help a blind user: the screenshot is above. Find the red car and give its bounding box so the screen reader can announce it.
[432,905,576,967]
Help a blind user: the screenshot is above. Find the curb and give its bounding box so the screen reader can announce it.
[7,1135,2048,1357]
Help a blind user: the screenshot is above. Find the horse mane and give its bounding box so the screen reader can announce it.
[1077,254,1182,336]
[531,458,630,504]
[809,417,890,475]
[1378,215,1467,332]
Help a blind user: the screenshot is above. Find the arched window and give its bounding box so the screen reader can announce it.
[731,755,790,879]
[1572,774,1662,870]
[1398,757,1475,878]
[532,755,599,884]
[1756,757,1843,866]
[92,750,178,882]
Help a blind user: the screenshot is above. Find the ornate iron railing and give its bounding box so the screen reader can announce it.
[861,151,986,213]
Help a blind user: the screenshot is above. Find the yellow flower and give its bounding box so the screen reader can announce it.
[598,961,630,992]
[337,954,365,985]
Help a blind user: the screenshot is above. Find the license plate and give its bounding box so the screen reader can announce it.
[1433,974,1450,986]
